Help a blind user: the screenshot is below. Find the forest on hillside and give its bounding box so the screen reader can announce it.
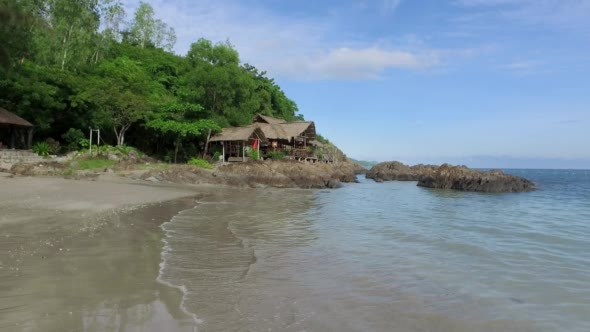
[0,0,303,162]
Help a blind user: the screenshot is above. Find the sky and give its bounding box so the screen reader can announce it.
[122,0,590,168]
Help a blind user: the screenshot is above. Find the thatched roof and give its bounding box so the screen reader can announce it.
[212,114,316,143]
[256,121,315,141]
[280,122,315,139]
[209,126,265,142]
[0,108,33,127]
[253,114,284,125]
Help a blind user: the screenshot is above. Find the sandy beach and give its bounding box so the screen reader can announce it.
[0,174,204,225]
[0,174,208,331]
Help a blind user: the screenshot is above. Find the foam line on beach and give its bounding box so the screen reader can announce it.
[157,204,204,329]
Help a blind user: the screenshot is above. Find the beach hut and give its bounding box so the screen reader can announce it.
[0,107,34,149]
[252,114,317,159]
[209,126,265,162]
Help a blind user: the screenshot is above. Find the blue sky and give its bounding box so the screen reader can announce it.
[123,0,590,168]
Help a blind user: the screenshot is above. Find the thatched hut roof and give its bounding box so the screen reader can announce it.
[0,108,33,127]
[253,114,284,125]
[209,126,265,142]
[280,122,315,139]
[256,121,316,141]
[212,114,316,143]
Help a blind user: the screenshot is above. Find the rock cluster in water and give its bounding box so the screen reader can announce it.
[366,161,438,182]
[367,161,535,193]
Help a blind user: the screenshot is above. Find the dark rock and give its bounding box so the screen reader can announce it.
[417,164,535,193]
[366,161,437,182]
[326,179,342,189]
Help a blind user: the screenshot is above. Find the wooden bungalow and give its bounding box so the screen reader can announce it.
[252,114,317,160]
[209,126,265,162]
[208,114,323,162]
[0,107,34,149]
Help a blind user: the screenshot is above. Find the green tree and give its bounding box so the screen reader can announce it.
[44,0,101,70]
[129,2,176,51]
[146,103,220,163]
[83,57,156,146]
[92,0,126,64]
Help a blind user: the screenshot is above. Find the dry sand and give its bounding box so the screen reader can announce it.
[0,174,204,225]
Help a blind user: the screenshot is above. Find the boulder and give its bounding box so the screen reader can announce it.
[417,164,535,193]
[366,161,437,181]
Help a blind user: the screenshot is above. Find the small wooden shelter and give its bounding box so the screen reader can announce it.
[0,107,33,149]
[252,114,317,158]
[209,126,265,162]
[208,114,322,162]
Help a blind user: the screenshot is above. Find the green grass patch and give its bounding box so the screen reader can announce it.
[187,157,214,169]
[73,158,116,170]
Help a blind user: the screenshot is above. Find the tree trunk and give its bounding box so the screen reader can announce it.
[202,129,212,158]
[61,24,74,70]
[173,138,180,163]
[114,126,128,147]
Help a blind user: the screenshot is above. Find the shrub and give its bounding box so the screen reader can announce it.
[267,151,285,160]
[212,151,222,162]
[187,157,214,169]
[32,142,51,157]
[45,138,61,154]
[116,145,133,156]
[62,128,85,151]
[78,138,90,150]
[249,149,259,161]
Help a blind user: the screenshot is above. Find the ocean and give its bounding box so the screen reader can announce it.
[159,169,590,331]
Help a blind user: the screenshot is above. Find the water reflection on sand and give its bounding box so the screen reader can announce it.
[0,199,197,332]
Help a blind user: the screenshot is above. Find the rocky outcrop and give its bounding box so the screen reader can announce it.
[366,161,438,182]
[417,164,534,192]
[138,160,364,189]
[367,161,535,193]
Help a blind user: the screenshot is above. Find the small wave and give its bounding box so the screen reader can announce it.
[157,206,204,328]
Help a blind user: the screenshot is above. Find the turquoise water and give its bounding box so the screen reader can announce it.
[160,169,590,331]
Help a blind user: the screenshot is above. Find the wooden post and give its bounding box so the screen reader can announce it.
[242,141,245,162]
[222,142,225,163]
[89,128,93,155]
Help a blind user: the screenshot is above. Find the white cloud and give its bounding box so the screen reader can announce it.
[267,47,439,80]
[120,0,445,80]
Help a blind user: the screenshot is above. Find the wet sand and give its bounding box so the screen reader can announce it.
[0,175,207,331]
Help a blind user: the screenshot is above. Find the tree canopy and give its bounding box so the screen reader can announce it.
[0,0,302,161]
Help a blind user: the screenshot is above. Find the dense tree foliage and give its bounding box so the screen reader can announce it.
[0,0,301,161]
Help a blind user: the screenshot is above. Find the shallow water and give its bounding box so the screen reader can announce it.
[160,170,590,331]
[0,199,197,332]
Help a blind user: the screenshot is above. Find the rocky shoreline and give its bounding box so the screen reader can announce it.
[4,153,535,192]
[367,161,535,193]
[138,160,364,189]
[6,158,365,190]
